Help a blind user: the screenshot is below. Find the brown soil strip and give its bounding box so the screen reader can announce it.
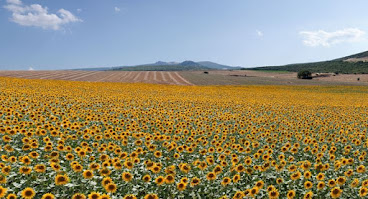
[173,72,194,85]
[166,72,182,85]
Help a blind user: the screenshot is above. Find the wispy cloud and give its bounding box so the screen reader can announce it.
[299,28,366,47]
[256,30,263,37]
[28,67,34,71]
[4,0,82,30]
[114,7,120,12]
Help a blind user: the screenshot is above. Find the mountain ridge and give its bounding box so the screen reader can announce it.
[76,60,241,71]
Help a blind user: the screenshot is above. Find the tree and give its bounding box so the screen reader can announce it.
[297,70,312,79]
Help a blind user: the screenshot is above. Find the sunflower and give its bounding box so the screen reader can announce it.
[124,161,134,170]
[304,181,313,189]
[213,165,223,174]
[360,187,368,197]
[336,176,346,185]
[155,176,165,186]
[180,177,188,184]
[0,175,6,184]
[287,190,295,199]
[101,177,113,187]
[104,183,117,193]
[21,156,31,165]
[144,194,158,199]
[235,164,245,173]
[87,192,100,199]
[55,174,69,185]
[304,171,311,179]
[83,170,94,179]
[303,191,313,199]
[71,193,86,199]
[2,166,11,175]
[255,180,264,189]
[19,166,32,175]
[233,174,240,183]
[316,173,325,181]
[99,168,111,176]
[99,194,110,199]
[142,175,151,182]
[190,177,201,187]
[7,193,17,199]
[165,175,175,184]
[221,177,231,186]
[72,164,83,173]
[122,172,133,182]
[328,179,336,187]
[317,181,325,190]
[21,187,35,199]
[350,178,359,188]
[268,189,279,199]
[290,171,301,180]
[267,185,276,192]
[154,151,162,158]
[50,163,61,171]
[177,182,187,191]
[357,165,366,173]
[330,187,342,198]
[151,165,161,174]
[233,191,244,199]
[0,186,7,198]
[123,194,137,199]
[34,164,46,173]
[249,187,259,197]
[41,193,55,199]
[206,172,217,181]
[344,169,353,177]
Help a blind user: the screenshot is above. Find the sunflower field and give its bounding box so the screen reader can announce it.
[1,77,368,199]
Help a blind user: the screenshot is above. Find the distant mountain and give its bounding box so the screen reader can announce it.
[112,61,210,71]
[198,61,242,70]
[146,61,179,66]
[245,50,368,74]
[107,60,240,71]
[75,60,241,71]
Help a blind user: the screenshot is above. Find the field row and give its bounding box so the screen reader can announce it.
[0,71,193,85]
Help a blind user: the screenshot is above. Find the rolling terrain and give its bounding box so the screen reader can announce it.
[246,50,368,74]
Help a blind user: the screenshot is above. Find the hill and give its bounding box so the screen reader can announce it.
[110,60,240,71]
[112,61,211,71]
[197,61,242,70]
[246,50,368,74]
[75,61,239,71]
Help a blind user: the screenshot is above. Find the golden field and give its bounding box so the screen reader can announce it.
[1,77,368,199]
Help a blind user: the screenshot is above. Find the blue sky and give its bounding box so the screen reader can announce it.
[1,0,368,70]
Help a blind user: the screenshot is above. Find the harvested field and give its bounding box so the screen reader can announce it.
[180,70,368,86]
[1,70,368,86]
[0,70,193,85]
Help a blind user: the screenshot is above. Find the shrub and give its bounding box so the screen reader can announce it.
[297,70,312,79]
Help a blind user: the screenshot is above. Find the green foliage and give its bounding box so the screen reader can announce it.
[297,70,312,79]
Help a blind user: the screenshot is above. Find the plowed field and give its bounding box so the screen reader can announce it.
[0,71,193,85]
